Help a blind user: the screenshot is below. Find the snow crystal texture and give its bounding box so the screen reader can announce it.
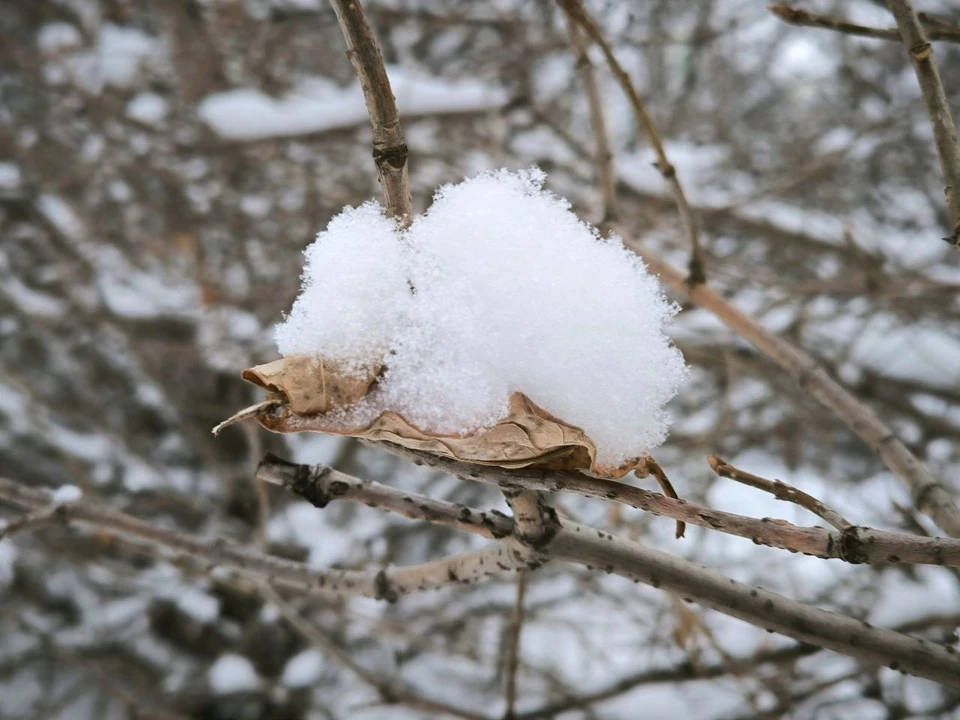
[275,169,687,465]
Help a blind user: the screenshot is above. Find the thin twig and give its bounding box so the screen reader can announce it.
[260,583,491,720]
[567,18,619,225]
[884,0,960,244]
[769,4,960,44]
[516,642,820,719]
[0,505,67,541]
[503,572,528,720]
[330,0,413,224]
[708,456,852,531]
[557,0,706,282]
[635,456,685,538]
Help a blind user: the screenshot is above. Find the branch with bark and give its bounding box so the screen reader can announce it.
[251,455,960,689]
[330,0,413,223]
[884,0,960,244]
[769,5,960,45]
[557,0,707,283]
[553,0,960,538]
[0,476,526,602]
[371,443,960,568]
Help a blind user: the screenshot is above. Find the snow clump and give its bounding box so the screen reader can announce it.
[275,168,687,465]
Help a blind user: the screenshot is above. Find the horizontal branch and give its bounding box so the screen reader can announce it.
[770,4,960,44]
[260,455,960,689]
[371,443,960,568]
[0,477,524,602]
[257,453,514,539]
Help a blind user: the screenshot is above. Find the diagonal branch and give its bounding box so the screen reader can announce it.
[566,18,619,225]
[330,0,413,223]
[708,456,852,531]
[884,0,960,244]
[769,5,960,44]
[550,522,960,689]
[259,582,492,720]
[557,0,706,282]
[617,233,960,537]
[0,504,69,540]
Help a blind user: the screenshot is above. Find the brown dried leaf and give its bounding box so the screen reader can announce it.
[237,357,646,479]
[242,356,378,415]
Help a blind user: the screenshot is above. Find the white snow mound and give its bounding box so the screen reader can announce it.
[275,168,687,465]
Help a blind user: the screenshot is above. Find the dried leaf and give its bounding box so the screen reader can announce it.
[236,357,646,479]
[242,356,378,415]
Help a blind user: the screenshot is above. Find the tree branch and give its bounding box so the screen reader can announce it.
[0,476,524,602]
[557,0,706,283]
[769,5,960,45]
[617,233,960,537]
[550,522,960,689]
[255,457,960,689]
[256,452,513,539]
[0,504,68,541]
[884,0,960,244]
[708,456,852,531]
[370,444,960,567]
[566,18,619,225]
[503,572,528,720]
[330,0,413,223]
[259,583,492,720]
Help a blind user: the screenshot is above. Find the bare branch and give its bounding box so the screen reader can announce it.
[516,643,821,719]
[0,476,524,602]
[557,0,707,283]
[550,522,960,689]
[257,458,960,688]
[884,0,960,244]
[708,456,852,531]
[259,583,492,720]
[0,504,68,541]
[769,5,960,44]
[503,572,528,720]
[371,444,960,567]
[257,453,513,539]
[566,18,619,225]
[330,0,413,223]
